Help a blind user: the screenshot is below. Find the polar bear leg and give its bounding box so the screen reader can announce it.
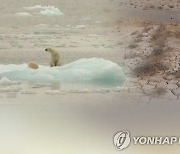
[50,61,55,67]
[56,60,61,66]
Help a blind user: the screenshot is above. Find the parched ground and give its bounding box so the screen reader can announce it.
[116,20,180,101]
[120,0,180,10]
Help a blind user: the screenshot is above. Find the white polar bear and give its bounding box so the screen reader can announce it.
[28,62,39,69]
[45,48,61,67]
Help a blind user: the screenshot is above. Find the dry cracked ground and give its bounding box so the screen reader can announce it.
[119,0,180,10]
[120,21,180,101]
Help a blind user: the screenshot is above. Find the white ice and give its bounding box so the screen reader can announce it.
[0,58,126,86]
[24,5,63,16]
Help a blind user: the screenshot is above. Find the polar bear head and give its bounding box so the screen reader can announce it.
[45,48,53,52]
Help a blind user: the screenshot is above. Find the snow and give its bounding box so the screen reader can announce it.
[0,58,126,86]
[24,5,63,16]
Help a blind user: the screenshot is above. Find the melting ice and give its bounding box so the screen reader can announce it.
[0,58,126,86]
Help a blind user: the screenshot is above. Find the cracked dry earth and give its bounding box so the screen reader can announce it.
[122,23,180,101]
[119,0,180,10]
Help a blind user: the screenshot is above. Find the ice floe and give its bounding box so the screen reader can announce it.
[24,5,63,16]
[0,58,126,87]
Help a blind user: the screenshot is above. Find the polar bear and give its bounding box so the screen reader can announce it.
[28,62,39,69]
[45,48,61,67]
